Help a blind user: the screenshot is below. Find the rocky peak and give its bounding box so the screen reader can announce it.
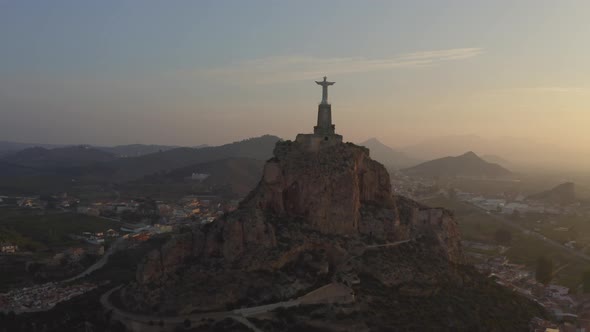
[461,151,479,158]
[242,140,393,235]
[137,139,461,273]
[126,139,463,313]
[364,137,382,145]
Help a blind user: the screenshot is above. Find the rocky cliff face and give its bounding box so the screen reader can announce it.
[123,140,463,313]
[254,141,393,235]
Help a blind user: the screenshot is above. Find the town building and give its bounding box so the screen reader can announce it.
[0,242,18,253]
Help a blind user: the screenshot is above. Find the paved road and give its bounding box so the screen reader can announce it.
[99,239,406,331]
[366,239,412,249]
[65,237,127,282]
[230,315,264,332]
[101,282,355,331]
[101,285,304,331]
[233,299,299,317]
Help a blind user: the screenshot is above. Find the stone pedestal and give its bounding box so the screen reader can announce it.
[314,103,335,136]
[295,133,343,152]
[295,103,342,152]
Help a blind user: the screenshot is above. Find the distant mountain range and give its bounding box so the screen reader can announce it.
[139,158,266,197]
[401,151,512,178]
[102,135,279,181]
[528,182,577,205]
[398,134,583,172]
[0,161,48,177]
[1,146,117,169]
[0,141,66,151]
[0,135,281,196]
[97,144,183,157]
[0,141,66,158]
[0,141,210,158]
[358,138,421,169]
[0,136,276,177]
[481,154,512,168]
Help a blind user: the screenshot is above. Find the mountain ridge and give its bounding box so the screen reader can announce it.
[402,151,512,177]
[102,135,280,181]
[1,145,117,169]
[359,137,421,169]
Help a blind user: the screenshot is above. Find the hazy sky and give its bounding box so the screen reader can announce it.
[1,1,589,150]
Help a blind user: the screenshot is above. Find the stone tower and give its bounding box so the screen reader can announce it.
[296,76,343,151]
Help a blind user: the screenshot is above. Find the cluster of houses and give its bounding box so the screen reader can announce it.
[473,254,579,326]
[0,242,18,254]
[77,229,119,245]
[74,195,237,225]
[0,192,241,262]
[390,173,439,199]
[0,194,80,210]
[529,316,562,332]
[456,191,581,216]
[2,191,239,227]
[155,195,237,224]
[77,201,138,218]
[0,282,97,313]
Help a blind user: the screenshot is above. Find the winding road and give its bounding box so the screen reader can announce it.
[98,239,412,331]
[100,283,345,332]
[64,237,127,283]
[366,239,413,249]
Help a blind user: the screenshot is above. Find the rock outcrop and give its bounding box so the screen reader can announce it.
[123,139,463,313]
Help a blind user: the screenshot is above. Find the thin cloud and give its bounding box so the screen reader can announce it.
[204,48,483,84]
[489,87,590,95]
[518,87,588,93]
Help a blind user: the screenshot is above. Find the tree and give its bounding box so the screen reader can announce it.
[582,270,590,293]
[535,256,553,285]
[494,229,512,245]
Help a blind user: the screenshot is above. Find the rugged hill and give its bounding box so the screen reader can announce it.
[402,151,512,178]
[399,134,586,172]
[0,161,46,177]
[102,135,280,181]
[482,154,512,167]
[0,136,279,195]
[528,182,577,205]
[135,157,265,198]
[1,145,116,169]
[400,134,490,160]
[0,141,66,152]
[359,137,420,169]
[116,140,542,331]
[97,144,181,157]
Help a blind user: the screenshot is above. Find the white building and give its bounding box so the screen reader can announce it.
[1,243,18,253]
[502,202,530,214]
[191,173,210,181]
